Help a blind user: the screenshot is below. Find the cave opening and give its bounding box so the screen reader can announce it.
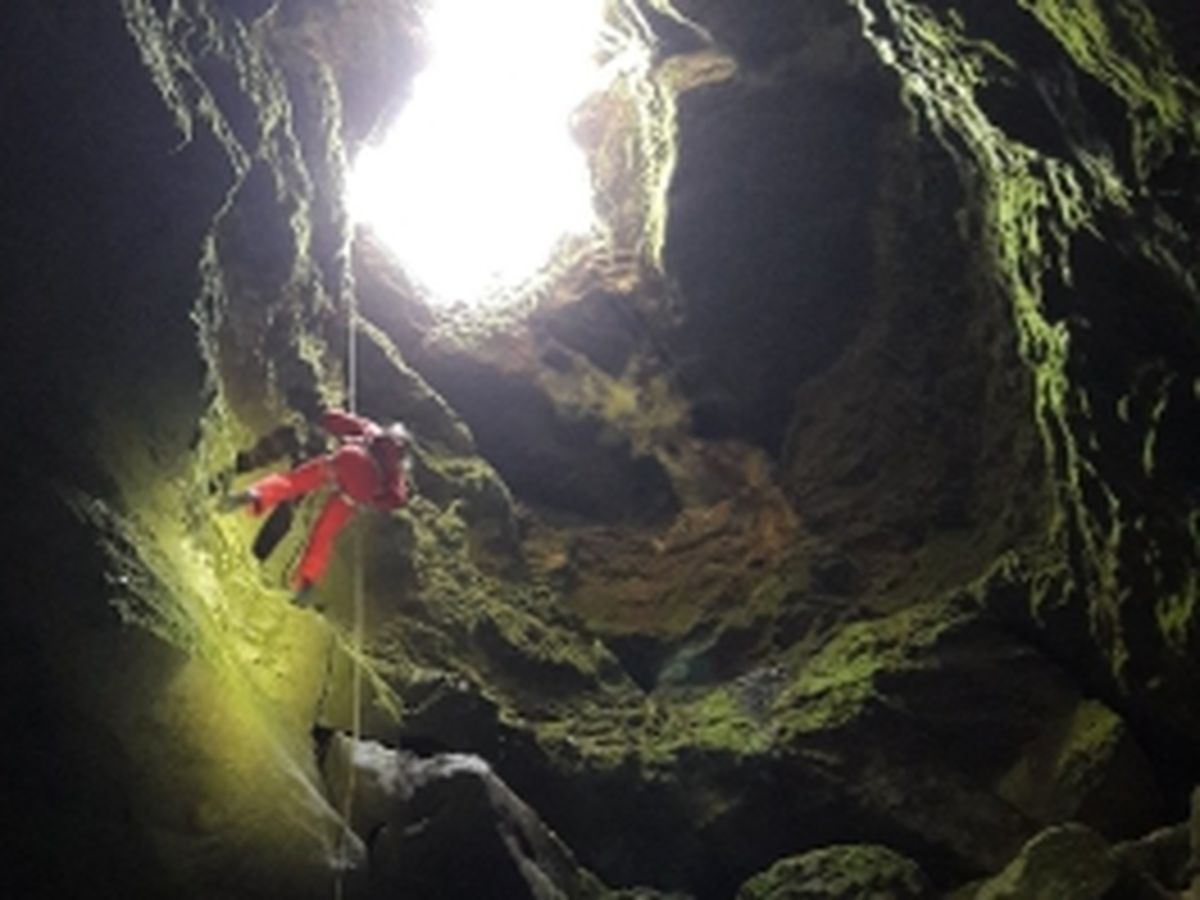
[347,0,655,320]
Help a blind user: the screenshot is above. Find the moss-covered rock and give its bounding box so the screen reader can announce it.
[996,698,1163,839]
[1113,823,1191,897]
[735,844,930,900]
[850,0,1200,743]
[953,824,1122,900]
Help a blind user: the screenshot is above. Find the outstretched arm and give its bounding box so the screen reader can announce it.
[321,409,377,439]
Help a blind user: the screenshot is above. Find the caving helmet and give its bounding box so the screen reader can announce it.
[368,421,411,469]
[383,422,410,453]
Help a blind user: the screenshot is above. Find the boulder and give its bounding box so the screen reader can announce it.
[735,844,930,899]
[995,699,1164,839]
[952,823,1174,900]
[322,734,611,899]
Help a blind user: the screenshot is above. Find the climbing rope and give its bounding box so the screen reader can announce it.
[334,292,367,899]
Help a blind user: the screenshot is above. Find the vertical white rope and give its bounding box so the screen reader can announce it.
[334,287,365,899]
[347,293,358,414]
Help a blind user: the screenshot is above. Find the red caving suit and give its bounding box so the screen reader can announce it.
[246,410,409,587]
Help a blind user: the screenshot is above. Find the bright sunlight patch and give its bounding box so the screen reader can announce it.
[348,0,614,307]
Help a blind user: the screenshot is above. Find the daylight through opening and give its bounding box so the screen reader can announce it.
[348,0,617,308]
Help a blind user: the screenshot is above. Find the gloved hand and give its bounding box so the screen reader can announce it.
[220,489,259,513]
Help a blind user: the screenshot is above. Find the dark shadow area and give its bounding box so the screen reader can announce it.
[664,72,891,454]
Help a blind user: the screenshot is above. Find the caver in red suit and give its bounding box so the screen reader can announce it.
[237,410,411,593]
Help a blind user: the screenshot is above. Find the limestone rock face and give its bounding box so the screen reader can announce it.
[3,0,1198,898]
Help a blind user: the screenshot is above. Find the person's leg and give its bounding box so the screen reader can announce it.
[242,458,328,514]
[294,493,355,593]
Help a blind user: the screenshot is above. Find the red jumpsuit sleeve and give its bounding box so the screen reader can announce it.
[321,409,377,440]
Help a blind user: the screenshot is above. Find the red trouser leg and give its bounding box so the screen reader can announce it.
[295,493,355,587]
[249,458,328,514]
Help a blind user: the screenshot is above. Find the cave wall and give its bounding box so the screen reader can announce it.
[847,0,1200,747]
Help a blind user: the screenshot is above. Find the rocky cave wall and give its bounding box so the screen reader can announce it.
[2,0,1198,898]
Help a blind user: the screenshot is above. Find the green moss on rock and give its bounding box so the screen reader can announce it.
[963,824,1119,900]
[1017,0,1200,179]
[850,0,1200,737]
[997,698,1162,838]
[735,844,930,900]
